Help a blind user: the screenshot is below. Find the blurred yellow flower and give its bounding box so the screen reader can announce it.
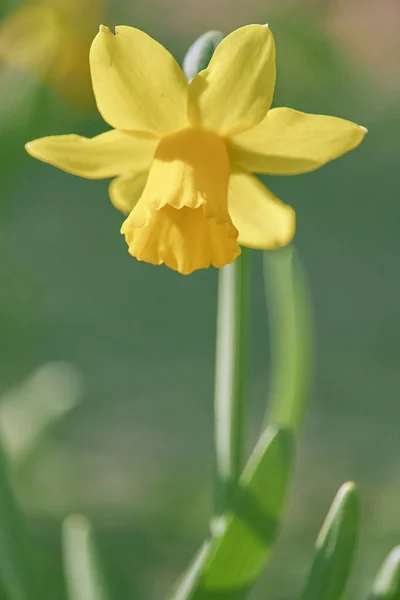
[0,0,101,107]
[26,24,366,274]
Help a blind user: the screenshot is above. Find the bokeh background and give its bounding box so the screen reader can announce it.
[0,0,399,598]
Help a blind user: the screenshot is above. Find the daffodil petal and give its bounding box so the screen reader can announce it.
[228,108,367,174]
[129,128,231,227]
[189,25,275,136]
[121,205,240,275]
[109,172,148,214]
[228,170,295,249]
[90,25,189,134]
[25,130,157,179]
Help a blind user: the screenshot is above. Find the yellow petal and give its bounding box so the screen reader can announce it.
[228,170,295,249]
[25,130,157,179]
[109,172,148,214]
[229,108,367,174]
[129,128,231,227]
[121,205,240,275]
[90,25,189,134]
[189,25,275,136]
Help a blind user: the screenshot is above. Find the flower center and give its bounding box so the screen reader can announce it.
[155,127,228,167]
[120,126,240,274]
[147,127,231,219]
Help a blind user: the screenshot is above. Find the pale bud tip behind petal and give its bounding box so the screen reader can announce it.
[359,125,368,134]
[263,23,269,27]
[99,24,110,34]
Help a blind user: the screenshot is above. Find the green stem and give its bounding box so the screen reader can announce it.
[214,250,250,515]
[263,246,313,434]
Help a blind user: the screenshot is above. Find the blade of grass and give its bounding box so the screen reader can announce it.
[300,482,359,600]
[369,547,400,600]
[263,246,313,434]
[0,439,41,600]
[168,544,212,600]
[62,514,109,600]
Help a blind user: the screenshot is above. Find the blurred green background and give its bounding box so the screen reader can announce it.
[0,0,399,598]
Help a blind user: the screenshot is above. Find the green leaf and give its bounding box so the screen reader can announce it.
[183,31,224,81]
[263,246,313,434]
[169,427,293,600]
[62,515,110,600]
[0,439,41,600]
[170,544,213,600]
[300,482,360,600]
[369,547,400,600]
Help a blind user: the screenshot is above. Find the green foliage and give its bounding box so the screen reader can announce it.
[0,441,41,600]
[62,515,110,600]
[263,246,313,434]
[300,482,359,600]
[0,437,397,600]
[170,427,293,600]
[369,548,400,600]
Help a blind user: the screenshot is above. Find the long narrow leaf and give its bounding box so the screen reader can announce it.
[169,426,293,600]
[169,544,213,600]
[300,482,359,600]
[263,246,313,434]
[0,439,40,600]
[62,514,109,600]
[369,547,400,600]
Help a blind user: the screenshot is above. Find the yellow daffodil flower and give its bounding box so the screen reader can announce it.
[0,0,101,107]
[26,24,367,274]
